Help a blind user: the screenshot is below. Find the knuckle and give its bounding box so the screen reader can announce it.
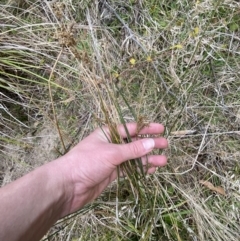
[129,142,142,157]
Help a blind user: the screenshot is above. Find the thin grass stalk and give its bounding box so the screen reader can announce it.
[48,47,66,153]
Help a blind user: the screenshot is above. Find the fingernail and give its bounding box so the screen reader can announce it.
[143,139,155,150]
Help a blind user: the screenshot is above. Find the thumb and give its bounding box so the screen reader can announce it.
[116,138,155,164]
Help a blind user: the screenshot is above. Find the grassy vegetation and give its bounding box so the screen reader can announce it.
[1,0,240,240]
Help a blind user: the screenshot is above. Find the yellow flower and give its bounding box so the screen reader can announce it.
[194,27,199,35]
[129,58,136,65]
[170,44,183,50]
[113,72,120,78]
[190,27,200,37]
[146,56,152,62]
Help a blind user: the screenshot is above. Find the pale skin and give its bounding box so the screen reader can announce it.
[0,123,168,241]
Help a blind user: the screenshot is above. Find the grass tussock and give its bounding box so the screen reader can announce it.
[1,0,240,240]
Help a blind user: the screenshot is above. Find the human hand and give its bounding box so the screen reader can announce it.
[59,123,168,216]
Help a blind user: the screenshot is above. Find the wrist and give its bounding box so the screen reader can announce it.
[36,156,74,219]
[54,152,95,216]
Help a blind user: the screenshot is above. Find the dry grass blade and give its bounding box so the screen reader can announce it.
[199,180,226,196]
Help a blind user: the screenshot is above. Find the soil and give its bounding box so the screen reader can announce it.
[0,122,59,187]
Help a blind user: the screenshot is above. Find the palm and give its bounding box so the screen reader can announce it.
[63,123,168,214]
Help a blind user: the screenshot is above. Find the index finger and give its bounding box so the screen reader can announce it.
[116,122,164,138]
